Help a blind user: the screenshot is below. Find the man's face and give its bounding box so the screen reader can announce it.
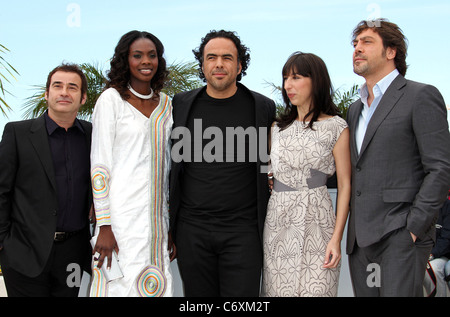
[352,28,396,79]
[202,37,242,98]
[45,71,86,116]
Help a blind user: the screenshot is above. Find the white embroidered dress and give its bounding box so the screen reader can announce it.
[89,88,173,297]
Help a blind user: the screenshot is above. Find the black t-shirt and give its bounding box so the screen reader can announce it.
[179,87,258,231]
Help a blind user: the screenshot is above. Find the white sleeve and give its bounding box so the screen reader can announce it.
[90,88,120,227]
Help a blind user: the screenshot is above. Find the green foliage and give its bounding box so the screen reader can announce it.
[333,84,359,120]
[263,80,285,117]
[22,61,203,120]
[0,44,20,117]
[22,63,106,120]
[162,60,203,97]
[21,85,46,119]
[79,63,107,119]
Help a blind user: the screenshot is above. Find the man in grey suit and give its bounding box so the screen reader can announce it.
[346,19,450,296]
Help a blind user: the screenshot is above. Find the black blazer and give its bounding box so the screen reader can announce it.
[0,115,92,277]
[169,83,276,244]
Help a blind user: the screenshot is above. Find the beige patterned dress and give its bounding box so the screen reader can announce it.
[262,116,348,297]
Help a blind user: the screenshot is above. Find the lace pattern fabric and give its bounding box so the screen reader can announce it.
[262,116,348,297]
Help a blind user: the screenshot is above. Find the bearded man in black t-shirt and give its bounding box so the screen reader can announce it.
[169,30,276,297]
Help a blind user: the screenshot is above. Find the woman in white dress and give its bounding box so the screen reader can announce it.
[262,52,351,297]
[89,31,174,297]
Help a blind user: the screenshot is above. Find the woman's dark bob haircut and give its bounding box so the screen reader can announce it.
[277,52,339,130]
[106,30,169,99]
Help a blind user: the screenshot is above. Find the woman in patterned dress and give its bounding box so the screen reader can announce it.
[89,31,174,297]
[262,52,351,297]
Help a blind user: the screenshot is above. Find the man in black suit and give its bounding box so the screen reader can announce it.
[0,63,93,297]
[169,30,276,297]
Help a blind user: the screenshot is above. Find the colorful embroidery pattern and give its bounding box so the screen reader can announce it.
[94,208,111,226]
[89,91,172,296]
[92,165,110,199]
[136,265,167,297]
[143,93,172,296]
[91,165,111,225]
[90,267,107,297]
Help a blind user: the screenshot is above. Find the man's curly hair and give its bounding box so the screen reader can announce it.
[193,30,250,82]
[106,30,169,99]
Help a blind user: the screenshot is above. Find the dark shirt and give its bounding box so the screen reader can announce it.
[179,87,257,231]
[44,111,90,232]
[431,198,450,259]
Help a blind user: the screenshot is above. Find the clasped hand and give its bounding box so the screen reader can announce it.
[92,225,119,269]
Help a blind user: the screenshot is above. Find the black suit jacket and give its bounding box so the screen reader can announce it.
[169,83,276,244]
[0,115,92,277]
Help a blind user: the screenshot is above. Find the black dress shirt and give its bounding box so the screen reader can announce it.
[45,111,90,232]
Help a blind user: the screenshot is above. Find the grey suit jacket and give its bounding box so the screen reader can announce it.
[346,75,450,253]
[0,115,92,277]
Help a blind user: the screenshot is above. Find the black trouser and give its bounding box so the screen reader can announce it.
[349,226,433,297]
[2,230,90,297]
[176,221,262,297]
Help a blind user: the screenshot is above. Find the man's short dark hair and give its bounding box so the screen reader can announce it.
[46,63,88,97]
